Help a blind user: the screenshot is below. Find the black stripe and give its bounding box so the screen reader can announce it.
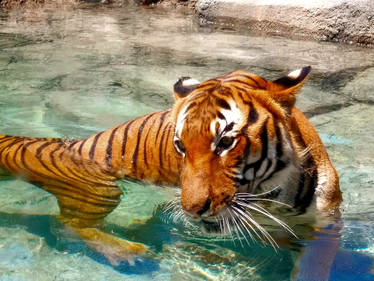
[242,119,269,185]
[274,119,283,159]
[159,123,171,169]
[259,120,269,158]
[35,141,62,177]
[3,140,24,171]
[20,140,41,169]
[295,173,306,208]
[0,138,22,156]
[0,136,15,146]
[36,141,54,158]
[236,136,252,185]
[253,120,269,178]
[10,139,25,170]
[68,140,79,150]
[248,104,259,124]
[89,132,103,160]
[78,138,88,156]
[51,144,98,186]
[227,75,261,89]
[154,111,169,145]
[163,123,172,164]
[294,169,317,212]
[132,113,155,174]
[217,111,225,120]
[222,122,235,134]
[236,74,264,88]
[216,98,231,110]
[143,118,156,168]
[106,126,120,170]
[241,102,258,135]
[50,143,66,178]
[121,119,136,160]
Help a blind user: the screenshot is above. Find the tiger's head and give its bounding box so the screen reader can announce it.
[171,67,311,228]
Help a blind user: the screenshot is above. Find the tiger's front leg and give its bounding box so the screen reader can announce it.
[0,135,148,265]
[59,216,147,266]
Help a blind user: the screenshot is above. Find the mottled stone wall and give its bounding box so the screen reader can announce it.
[197,0,374,46]
[0,0,124,8]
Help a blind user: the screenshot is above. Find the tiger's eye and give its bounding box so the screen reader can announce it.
[216,136,234,154]
[174,139,186,155]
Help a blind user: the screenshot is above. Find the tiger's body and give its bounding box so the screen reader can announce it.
[0,110,180,222]
[0,67,342,268]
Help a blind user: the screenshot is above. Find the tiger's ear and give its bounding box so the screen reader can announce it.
[173,77,200,100]
[267,66,311,110]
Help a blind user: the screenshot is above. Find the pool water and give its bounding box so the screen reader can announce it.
[0,3,373,281]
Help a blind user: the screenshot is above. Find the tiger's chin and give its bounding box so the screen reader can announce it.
[201,219,223,234]
[186,207,233,235]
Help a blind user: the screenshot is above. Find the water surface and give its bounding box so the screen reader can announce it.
[0,4,373,281]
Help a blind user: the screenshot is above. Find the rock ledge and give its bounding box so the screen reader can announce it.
[197,0,374,46]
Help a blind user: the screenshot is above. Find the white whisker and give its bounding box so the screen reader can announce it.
[229,207,253,246]
[227,208,245,247]
[250,203,297,238]
[236,185,281,198]
[225,216,236,246]
[231,205,265,244]
[232,204,278,250]
[238,201,297,238]
[239,197,293,208]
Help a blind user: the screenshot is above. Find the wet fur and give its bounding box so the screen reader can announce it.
[0,67,342,262]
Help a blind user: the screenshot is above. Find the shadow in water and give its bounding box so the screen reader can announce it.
[0,212,160,275]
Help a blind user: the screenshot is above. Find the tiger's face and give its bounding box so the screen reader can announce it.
[171,68,311,227]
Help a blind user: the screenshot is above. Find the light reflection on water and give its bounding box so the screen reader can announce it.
[0,4,373,281]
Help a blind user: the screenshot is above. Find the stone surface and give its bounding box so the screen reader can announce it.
[197,0,374,46]
[0,0,124,9]
[342,67,374,103]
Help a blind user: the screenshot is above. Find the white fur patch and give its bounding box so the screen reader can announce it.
[182,78,200,87]
[287,68,302,79]
[175,105,189,138]
[210,100,244,153]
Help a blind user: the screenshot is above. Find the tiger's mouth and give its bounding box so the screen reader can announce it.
[161,188,296,247]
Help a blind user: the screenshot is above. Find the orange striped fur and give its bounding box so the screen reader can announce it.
[0,67,342,263]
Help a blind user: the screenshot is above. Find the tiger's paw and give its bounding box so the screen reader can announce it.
[74,227,147,266]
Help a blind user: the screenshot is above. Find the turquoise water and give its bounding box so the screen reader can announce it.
[0,3,373,281]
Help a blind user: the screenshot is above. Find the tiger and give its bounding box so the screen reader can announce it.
[0,66,342,267]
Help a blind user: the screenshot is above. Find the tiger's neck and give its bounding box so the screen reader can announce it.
[72,110,182,185]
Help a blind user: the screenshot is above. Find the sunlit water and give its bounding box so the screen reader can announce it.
[0,3,373,281]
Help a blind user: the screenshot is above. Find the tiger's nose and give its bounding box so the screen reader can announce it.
[186,199,212,217]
